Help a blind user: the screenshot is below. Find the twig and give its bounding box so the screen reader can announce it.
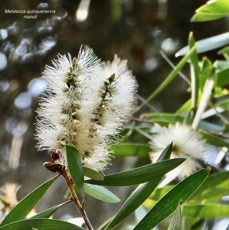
[44,159,93,230]
[60,168,94,230]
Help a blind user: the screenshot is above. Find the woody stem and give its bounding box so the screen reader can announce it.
[60,168,94,230]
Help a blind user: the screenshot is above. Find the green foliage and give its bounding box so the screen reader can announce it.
[66,145,84,195]
[30,202,69,219]
[105,143,173,229]
[113,143,151,157]
[176,32,229,56]
[2,1,228,229]
[1,177,56,226]
[191,0,229,22]
[84,184,120,203]
[0,218,83,230]
[134,169,210,230]
[86,158,185,186]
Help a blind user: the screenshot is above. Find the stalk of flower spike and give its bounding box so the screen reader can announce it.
[150,122,208,179]
[35,47,138,172]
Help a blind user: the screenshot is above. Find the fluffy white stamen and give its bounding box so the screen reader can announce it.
[150,122,208,179]
[35,47,138,172]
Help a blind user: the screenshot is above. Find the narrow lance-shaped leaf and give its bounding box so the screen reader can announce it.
[105,143,173,230]
[66,145,84,195]
[188,171,229,203]
[1,176,57,226]
[143,113,184,124]
[188,32,199,116]
[86,158,185,186]
[192,78,214,129]
[137,46,196,110]
[176,32,229,56]
[83,167,104,181]
[191,0,229,22]
[113,143,151,157]
[30,201,70,219]
[134,168,210,230]
[84,184,120,203]
[0,218,84,230]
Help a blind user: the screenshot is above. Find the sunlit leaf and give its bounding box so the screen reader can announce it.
[84,184,120,203]
[189,171,229,203]
[188,32,199,113]
[134,169,210,230]
[218,45,229,59]
[214,60,229,86]
[148,186,173,202]
[176,32,229,56]
[66,145,84,195]
[0,218,83,230]
[86,158,185,186]
[191,0,229,22]
[113,143,151,157]
[216,98,229,110]
[176,99,192,114]
[199,57,214,92]
[1,177,56,226]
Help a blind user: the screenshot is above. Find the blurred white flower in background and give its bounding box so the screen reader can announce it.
[35,46,137,172]
[150,122,208,179]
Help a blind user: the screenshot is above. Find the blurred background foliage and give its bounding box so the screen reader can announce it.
[0,0,228,228]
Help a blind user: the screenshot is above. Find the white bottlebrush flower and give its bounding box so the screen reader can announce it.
[150,122,208,179]
[35,46,137,172]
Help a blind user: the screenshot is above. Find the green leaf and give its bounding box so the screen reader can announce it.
[201,131,229,148]
[0,218,83,230]
[198,121,224,133]
[66,145,84,195]
[191,0,229,22]
[113,143,151,157]
[183,204,229,219]
[148,186,173,202]
[30,201,69,219]
[168,205,182,230]
[84,184,120,203]
[216,98,229,110]
[189,171,229,203]
[1,177,56,226]
[138,46,196,110]
[105,144,173,230]
[176,99,192,114]
[214,60,229,86]
[176,32,229,56]
[143,113,184,124]
[192,78,214,129]
[134,169,210,230]
[86,158,185,186]
[83,167,104,181]
[218,45,229,59]
[188,32,199,113]
[199,57,214,91]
